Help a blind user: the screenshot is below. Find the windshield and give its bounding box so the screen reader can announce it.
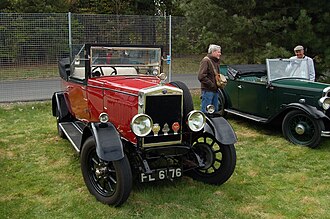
[91,47,161,66]
[70,45,162,78]
[266,58,309,81]
[91,46,162,75]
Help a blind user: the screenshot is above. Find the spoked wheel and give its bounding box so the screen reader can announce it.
[81,137,132,206]
[282,110,324,148]
[187,133,236,185]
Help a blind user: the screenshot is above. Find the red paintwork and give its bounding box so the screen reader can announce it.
[63,75,162,144]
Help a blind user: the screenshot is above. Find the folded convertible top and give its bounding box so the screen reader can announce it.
[227,64,266,77]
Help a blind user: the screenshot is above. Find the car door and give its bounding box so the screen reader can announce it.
[65,55,90,120]
[225,79,239,109]
[237,80,272,118]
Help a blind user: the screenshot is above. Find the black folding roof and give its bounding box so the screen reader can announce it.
[228,64,266,75]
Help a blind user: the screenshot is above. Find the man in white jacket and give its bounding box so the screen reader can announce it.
[290,45,315,81]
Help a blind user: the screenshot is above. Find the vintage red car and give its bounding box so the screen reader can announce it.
[52,44,237,206]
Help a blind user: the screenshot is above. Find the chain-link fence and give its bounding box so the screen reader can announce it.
[0,13,196,102]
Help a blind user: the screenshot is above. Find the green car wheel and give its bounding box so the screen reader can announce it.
[282,110,324,148]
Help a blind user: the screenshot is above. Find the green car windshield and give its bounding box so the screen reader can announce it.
[266,58,309,81]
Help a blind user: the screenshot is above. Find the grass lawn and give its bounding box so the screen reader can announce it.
[0,97,330,218]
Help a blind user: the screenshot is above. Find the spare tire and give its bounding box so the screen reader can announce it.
[169,81,194,118]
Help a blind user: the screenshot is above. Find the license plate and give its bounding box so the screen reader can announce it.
[140,167,182,183]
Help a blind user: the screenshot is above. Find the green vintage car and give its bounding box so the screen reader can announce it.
[219,58,330,148]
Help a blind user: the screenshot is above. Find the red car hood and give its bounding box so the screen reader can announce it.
[89,75,162,94]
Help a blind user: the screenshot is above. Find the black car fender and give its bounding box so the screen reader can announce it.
[90,122,124,162]
[204,116,237,145]
[52,91,72,122]
[283,103,329,120]
[218,88,231,108]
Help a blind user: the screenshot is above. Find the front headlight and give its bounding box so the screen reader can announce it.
[187,110,206,132]
[319,96,330,110]
[322,87,330,94]
[152,68,159,75]
[131,114,153,137]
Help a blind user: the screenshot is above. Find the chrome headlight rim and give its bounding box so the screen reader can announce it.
[130,114,153,137]
[187,110,206,132]
[319,96,330,110]
[206,104,215,114]
[99,112,109,123]
[322,86,330,95]
[152,67,159,76]
[158,72,167,80]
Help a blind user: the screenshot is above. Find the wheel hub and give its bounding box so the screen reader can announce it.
[95,165,108,178]
[195,143,215,170]
[295,123,305,135]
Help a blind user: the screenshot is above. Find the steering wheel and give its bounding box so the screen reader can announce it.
[92,66,104,77]
[109,66,117,75]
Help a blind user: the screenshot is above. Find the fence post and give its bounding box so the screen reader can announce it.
[68,12,72,61]
[168,15,172,82]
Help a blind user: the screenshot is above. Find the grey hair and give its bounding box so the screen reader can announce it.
[208,44,221,54]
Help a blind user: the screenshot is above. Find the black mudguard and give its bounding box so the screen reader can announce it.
[52,91,72,122]
[284,103,329,120]
[204,116,237,145]
[91,123,124,162]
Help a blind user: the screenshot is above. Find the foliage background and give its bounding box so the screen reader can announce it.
[1,0,329,76]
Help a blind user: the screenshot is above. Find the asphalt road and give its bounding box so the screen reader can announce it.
[0,74,200,102]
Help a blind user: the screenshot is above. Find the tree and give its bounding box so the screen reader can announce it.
[0,0,13,12]
[177,0,329,74]
[14,0,70,13]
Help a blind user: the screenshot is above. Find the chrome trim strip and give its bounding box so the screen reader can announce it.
[59,122,82,153]
[88,84,138,97]
[225,109,267,122]
[54,93,62,117]
[142,139,182,147]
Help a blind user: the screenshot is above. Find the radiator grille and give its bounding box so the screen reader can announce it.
[143,95,182,146]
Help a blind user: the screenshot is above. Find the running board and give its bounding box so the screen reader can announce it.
[321,130,330,137]
[225,109,268,123]
[59,122,83,152]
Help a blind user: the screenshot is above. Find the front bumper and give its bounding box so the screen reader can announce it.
[321,130,330,137]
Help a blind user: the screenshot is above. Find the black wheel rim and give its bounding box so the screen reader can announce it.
[193,135,223,174]
[87,149,117,197]
[287,114,315,145]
